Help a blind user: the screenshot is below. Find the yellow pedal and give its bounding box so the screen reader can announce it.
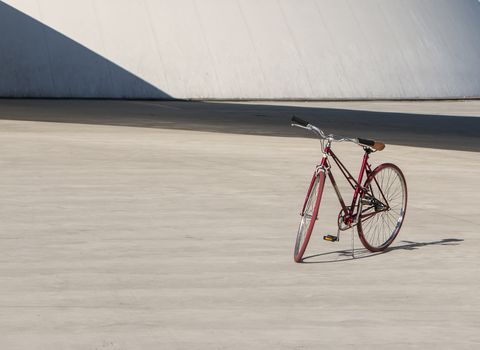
[323,235,338,242]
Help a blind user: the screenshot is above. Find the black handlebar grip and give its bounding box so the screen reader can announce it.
[358,138,375,147]
[291,116,309,127]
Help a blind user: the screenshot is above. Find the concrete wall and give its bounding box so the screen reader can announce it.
[1,0,480,99]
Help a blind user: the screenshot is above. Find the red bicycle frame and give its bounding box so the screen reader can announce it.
[311,142,377,228]
[292,116,407,260]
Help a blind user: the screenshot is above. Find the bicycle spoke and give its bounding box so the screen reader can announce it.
[384,211,398,227]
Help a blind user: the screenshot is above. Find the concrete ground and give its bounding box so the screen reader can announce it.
[0,100,479,349]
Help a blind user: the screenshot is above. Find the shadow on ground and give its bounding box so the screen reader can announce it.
[0,99,479,152]
[301,238,464,264]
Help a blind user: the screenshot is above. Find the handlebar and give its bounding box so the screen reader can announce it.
[291,116,309,127]
[291,116,385,151]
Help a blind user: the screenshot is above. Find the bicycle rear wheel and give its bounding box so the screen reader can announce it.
[294,173,325,262]
[357,163,407,252]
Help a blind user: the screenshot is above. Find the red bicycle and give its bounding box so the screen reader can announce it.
[291,117,407,262]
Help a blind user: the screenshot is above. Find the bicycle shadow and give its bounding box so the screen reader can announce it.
[300,238,464,264]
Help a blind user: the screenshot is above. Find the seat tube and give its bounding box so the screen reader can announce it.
[350,152,369,210]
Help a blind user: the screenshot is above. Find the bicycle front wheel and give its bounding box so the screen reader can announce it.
[357,163,407,252]
[294,173,325,262]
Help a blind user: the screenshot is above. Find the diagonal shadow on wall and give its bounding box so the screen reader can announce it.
[0,1,170,99]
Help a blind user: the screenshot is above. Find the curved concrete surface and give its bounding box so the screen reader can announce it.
[1,0,480,99]
[0,101,479,349]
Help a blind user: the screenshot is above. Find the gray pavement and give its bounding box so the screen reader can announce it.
[0,100,479,349]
